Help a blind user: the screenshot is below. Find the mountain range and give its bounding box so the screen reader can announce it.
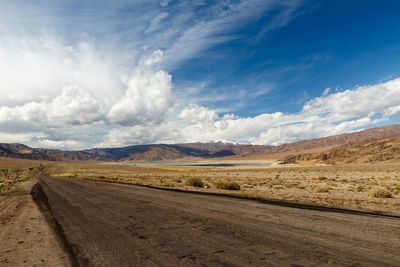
[1,124,400,163]
[282,133,400,164]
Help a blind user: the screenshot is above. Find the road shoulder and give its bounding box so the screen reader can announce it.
[0,179,70,266]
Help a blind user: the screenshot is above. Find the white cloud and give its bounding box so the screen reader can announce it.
[1,0,398,150]
[178,104,219,124]
[1,32,399,149]
[0,85,104,126]
[160,0,302,68]
[0,38,172,127]
[33,139,88,151]
[0,37,174,148]
[302,78,400,122]
[146,12,169,34]
[107,50,173,126]
[322,87,330,96]
[160,0,172,7]
[0,38,123,106]
[98,78,400,147]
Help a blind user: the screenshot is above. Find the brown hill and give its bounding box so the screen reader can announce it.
[0,143,225,161]
[281,134,400,164]
[1,124,400,162]
[258,124,400,155]
[115,146,194,161]
[0,143,99,161]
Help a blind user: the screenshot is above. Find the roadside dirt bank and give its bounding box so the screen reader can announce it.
[0,178,70,266]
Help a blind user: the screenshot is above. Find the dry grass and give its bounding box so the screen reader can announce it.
[0,157,41,192]
[368,187,392,198]
[215,180,241,190]
[0,183,10,191]
[185,177,204,187]
[5,159,397,215]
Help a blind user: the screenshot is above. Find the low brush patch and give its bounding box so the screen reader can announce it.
[185,177,204,187]
[162,182,175,188]
[215,180,241,190]
[368,187,392,198]
[0,183,10,192]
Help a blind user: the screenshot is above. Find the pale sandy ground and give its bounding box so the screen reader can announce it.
[0,179,70,267]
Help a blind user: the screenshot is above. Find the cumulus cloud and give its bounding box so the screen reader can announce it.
[178,105,219,124]
[108,50,173,126]
[0,38,172,126]
[0,38,122,107]
[0,85,104,126]
[0,37,174,147]
[98,78,400,147]
[302,79,400,122]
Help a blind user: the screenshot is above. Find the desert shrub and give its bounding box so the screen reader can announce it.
[215,180,241,190]
[315,185,329,193]
[270,179,283,186]
[368,187,392,198]
[185,177,204,187]
[284,181,299,188]
[356,185,364,192]
[162,182,174,187]
[0,183,10,192]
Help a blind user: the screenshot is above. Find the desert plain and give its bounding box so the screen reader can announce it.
[37,159,400,216]
[1,156,400,266]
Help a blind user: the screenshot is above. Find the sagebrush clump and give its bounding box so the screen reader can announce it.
[215,180,241,190]
[368,187,392,198]
[185,177,204,187]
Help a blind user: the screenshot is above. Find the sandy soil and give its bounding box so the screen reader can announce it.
[0,179,70,266]
[39,176,400,266]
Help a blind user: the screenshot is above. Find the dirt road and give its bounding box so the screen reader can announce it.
[38,176,400,267]
[0,179,70,266]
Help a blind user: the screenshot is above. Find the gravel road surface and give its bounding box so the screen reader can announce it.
[38,176,400,267]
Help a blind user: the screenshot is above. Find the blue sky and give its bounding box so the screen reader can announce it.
[172,0,400,115]
[0,0,400,149]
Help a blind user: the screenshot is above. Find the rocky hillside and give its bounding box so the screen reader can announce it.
[260,124,400,155]
[0,143,237,161]
[281,134,400,164]
[0,143,100,161]
[1,124,400,162]
[177,124,400,158]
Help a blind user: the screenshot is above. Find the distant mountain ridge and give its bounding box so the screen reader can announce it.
[281,134,400,164]
[1,124,400,162]
[0,143,241,161]
[260,124,400,154]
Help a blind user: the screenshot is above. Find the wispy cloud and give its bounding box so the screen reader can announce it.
[162,0,302,68]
